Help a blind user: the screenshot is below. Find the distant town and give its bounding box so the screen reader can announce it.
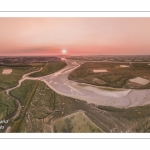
[0,56,64,65]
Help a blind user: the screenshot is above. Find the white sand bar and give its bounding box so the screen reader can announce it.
[2,69,12,74]
[129,77,149,85]
[120,65,129,68]
[93,69,108,73]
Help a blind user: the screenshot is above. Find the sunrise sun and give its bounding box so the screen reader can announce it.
[62,49,67,54]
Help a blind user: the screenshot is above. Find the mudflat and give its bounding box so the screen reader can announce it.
[129,77,150,85]
[2,69,12,74]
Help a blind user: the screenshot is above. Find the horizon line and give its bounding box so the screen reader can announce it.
[1,54,150,57]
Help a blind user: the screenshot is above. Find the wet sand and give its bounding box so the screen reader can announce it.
[2,69,12,74]
[93,69,108,72]
[42,59,150,108]
[129,77,149,85]
[6,59,150,111]
[120,65,129,68]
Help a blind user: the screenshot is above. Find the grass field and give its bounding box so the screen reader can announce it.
[20,81,58,132]
[9,81,56,132]
[68,62,150,89]
[97,105,150,132]
[10,80,38,106]
[52,111,103,132]
[29,62,67,77]
[0,91,17,120]
[10,80,39,132]
[0,63,43,90]
[0,61,66,91]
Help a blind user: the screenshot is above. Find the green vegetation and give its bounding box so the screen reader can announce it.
[29,62,45,67]
[0,64,42,90]
[4,79,150,133]
[10,80,38,105]
[9,81,58,132]
[29,62,67,77]
[28,81,56,119]
[68,62,150,89]
[0,61,66,91]
[52,112,103,133]
[98,105,150,120]
[97,104,150,132]
[68,55,150,62]
[10,80,39,132]
[9,80,100,133]
[0,91,17,120]
[0,64,31,67]
[2,57,150,133]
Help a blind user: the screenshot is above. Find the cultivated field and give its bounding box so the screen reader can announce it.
[68,62,150,89]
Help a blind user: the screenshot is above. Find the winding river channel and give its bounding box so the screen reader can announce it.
[41,59,150,108]
[5,59,150,132]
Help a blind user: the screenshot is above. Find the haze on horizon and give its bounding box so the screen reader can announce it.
[0,17,150,56]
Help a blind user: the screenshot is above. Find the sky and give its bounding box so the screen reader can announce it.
[0,18,150,56]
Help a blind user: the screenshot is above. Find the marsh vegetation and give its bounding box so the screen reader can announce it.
[68,62,150,89]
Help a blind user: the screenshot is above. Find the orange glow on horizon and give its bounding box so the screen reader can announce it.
[0,18,150,56]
